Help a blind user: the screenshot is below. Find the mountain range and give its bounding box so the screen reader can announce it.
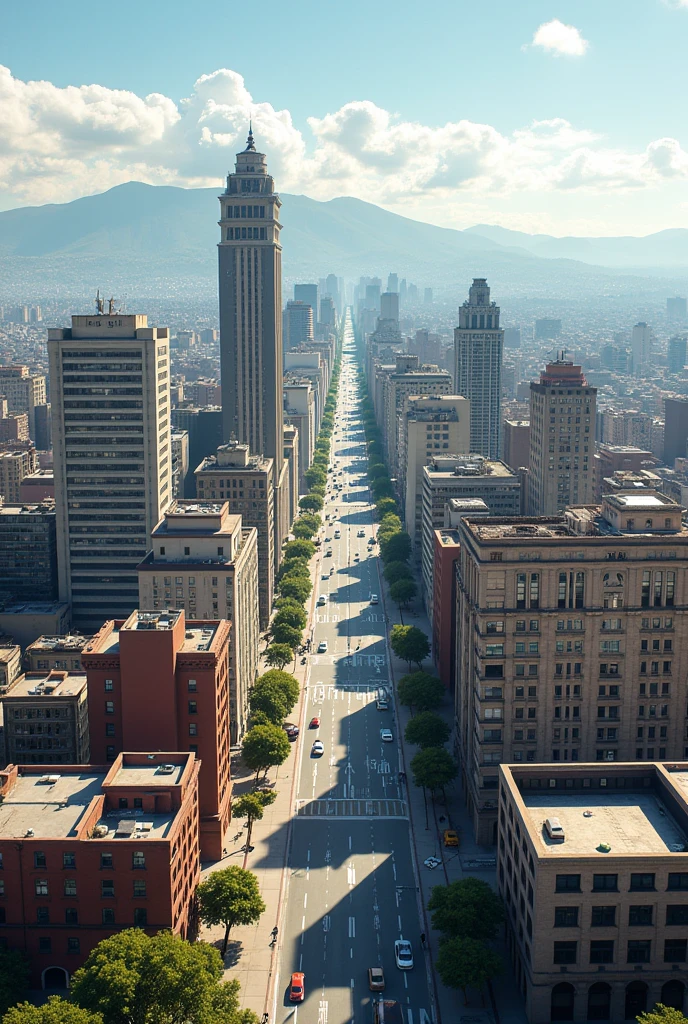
[1,182,687,299]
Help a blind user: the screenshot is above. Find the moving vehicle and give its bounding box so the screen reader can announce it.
[290,972,305,1002]
[311,740,324,757]
[370,594,379,604]
[317,595,327,606]
[354,552,360,561]
[322,573,329,581]
[318,640,328,653]
[376,699,388,711]
[394,939,413,970]
[443,829,460,847]
[545,817,566,842]
[358,529,365,537]
[309,716,321,728]
[334,530,341,539]
[325,548,333,557]
[368,967,385,991]
[380,728,393,742]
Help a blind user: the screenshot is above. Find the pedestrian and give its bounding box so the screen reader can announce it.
[420,933,426,947]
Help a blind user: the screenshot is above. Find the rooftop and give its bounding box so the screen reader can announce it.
[94,611,219,655]
[27,635,90,653]
[111,761,185,787]
[5,672,87,699]
[521,791,687,857]
[608,492,673,509]
[0,602,68,615]
[0,771,105,838]
[436,529,462,546]
[425,456,517,480]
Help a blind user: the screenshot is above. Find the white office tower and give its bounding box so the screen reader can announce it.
[48,312,171,630]
[631,322,652,375]
[454,278,504,459]
[285,300,314,349]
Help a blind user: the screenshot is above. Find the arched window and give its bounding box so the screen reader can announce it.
[625,981,648,1020]
[551,982,575,1021]
[587,982,611,1021]
[661,981,685,1012]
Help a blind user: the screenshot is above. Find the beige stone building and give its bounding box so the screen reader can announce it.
[400,395,470,548]
[528,358,596,515]
[283,424,300,526]
[0,668,89,766]
[195,443,274,627]
[25,635,92,673]
[499,761,688,1024]
[48,313,171,630]
[0,645,21,689]
[0,365,47,439]
[0,447,38,503]
[380,356,453,478]
[455,490,688,845]
[138,500,259,742]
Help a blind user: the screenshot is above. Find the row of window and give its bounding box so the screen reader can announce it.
[555,903,688,927]
[226,227,266,240]
[553,938,686,965]
[6,909,148,941]
[556,872,688,892]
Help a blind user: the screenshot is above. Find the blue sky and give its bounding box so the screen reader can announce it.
[1,0,688,235]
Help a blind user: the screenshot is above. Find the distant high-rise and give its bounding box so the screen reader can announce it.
[365,284,381,313]
[294,283,318,318]
[387,273,399,294]
[664,397,688,466]
[667,296,687,320]
[285,300,314,349]
[424,288,433,305]
[631,322,652,375]
[668,335,687,375]
[454,278,504,458]
[380,292,399,322]
[528,357,596,515]
[48,313,171,630]
[218,128,283,464]
[534,318,562,340]
[325,274,340,315]
[319,296,336,328]
[504,326,521,349]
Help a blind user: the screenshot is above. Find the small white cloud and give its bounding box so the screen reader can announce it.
[528,19,589,57]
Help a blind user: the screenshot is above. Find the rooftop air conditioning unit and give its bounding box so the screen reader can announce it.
[157,764,175,775]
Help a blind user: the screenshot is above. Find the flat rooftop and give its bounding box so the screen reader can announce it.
[27,635,90,653]
[610,493,672,508]
[6,673,87,698]
[522,792,687,856]
[99,612,218,654]
[0,602,68,615]
[436,529,461,546]
[0,771,104,838]
[111,762,185,787]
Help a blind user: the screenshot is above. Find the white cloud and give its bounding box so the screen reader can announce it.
[528,19,589,57]
[0,63,686,220]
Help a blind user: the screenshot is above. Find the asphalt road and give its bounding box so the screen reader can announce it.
[273,319,434,1024]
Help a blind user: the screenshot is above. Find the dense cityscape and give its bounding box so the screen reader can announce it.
[5,10,688,1024]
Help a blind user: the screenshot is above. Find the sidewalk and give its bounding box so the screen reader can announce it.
[378,573,527,1024]
[198,525,326,1016]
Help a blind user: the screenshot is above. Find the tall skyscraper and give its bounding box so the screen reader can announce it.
[285,300,314,349]
[218,128,283,465]
[380,291,399,322]
[294,283,318,318]
[667,296,687,320]
[325,274,340,315]
[454,278,504,459]
[528,357,596,515]
[631,322,652,375]
[668,335,688,374]
[387,272,399,293]
[48,313,171,631]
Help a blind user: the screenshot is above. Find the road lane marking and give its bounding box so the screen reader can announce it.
[304,893,308,908]
[348,916,356,937]
[398,915,402,930]
[302,915,305,931]
[347,862,356,886]
[404,974,408,989]
[348,835,352,850]
[318,1001,328,1024]
[299,953,303,969]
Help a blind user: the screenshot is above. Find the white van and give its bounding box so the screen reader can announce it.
[545,817,565,843]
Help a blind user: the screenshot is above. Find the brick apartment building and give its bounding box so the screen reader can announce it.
[499,762,688,1024]
[0,752,199,988]
[82,609,231,860]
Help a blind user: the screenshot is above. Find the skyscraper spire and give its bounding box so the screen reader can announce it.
[244,120,255,152]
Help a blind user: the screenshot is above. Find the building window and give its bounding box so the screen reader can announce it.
[189,723,198,736]
[593,874,618,892]
[105,701,114,715]
[63,852,76,868]
[33,851,46,869]
[36,907,49,924]
[106,723,115,737]
[629,906,653,926]
[104,679,113,691]
[630,873,655,891]
[188,701,197,714]
[64,879,77,897]
[554,907,579,927]
[38,938,51,954]
[34,879,48,896]
[188,679,197,691]
[134,908,148,927]
[133,880,147,898]
[65,908,78,925]
[102,908,115,925]
[627,940,651,963]
[590,940,614,964]
[666,905,688,925]
[553,941,577,964]
[591,906,616,927]
[101,880,115,898]
[556,874,581,892]
[67,938,80,954]
[132,851,146,870]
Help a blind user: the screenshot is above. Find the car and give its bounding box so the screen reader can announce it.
[309,716,320,728]
[376,699,388,711]
[284,725,299,741]
[358,529,365,537]
[443,829,460,847]
[545,816,566,843]
[370,594,379,604]
[394,939,413,970]
[325,536,331,542]
[380,728,393,742]
[354,552,360,561]
[311,740,324,757]
[322,573,329,580]
[368,967,385,991]
[326,548,333,557]
[318,640,328,653]
[334,530,341,538]
[317,595,327,606]
[290,972,305,1002]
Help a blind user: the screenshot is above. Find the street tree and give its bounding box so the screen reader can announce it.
[248,682,289,725]
[397,671,444,713]
[258,670,299,706]
[411,747,458,795]
[0,948,29,1016]
[264,644,294,672]
[3,1000,102,1024]
[375,497,398,519]
[371,477,393,500]
[292,520,317,540]
[305,466,326,490]
[390,625,431,669]
[271,622,302,650]
[390,578,417,609]
[404,712,451,749]
[384,561,413,586]
[435,936,502,1004]
[231,790,277,849]
[379,513,402,533]
[428,878,504,941]
[273,603,307,631]
[638,1008,688,1024]
[241,724,291,782]
[197,866,266,956]
[69,929,258,1024]
[368,463,388,481]
[382,532,412,564]
[282,539,315,561]
[277,557,310,583]
[277,574,312,604]
[299,493,324,513]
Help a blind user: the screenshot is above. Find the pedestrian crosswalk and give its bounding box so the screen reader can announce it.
[295,798,408,818]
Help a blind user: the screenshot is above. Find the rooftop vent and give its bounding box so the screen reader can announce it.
[37,774,60,784]
[92,824,109,838]
[157,764,175,775]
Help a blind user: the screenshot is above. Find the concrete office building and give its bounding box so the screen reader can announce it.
[454,490,688,846]
[25,635,91,673]
[0,669,90,766]
[499,761,688,1024]
[503,420,530,472]
[0,752,200,987]
[528,359,596,515]
[454,279,504,459]
[170,429,189,499]
[400,395,471,548]
[195,443,275,626]
[380,291,399,322]
[420,455,520,614]
[0,446,38,503]
[534,318,562,340]
[0,501,57,603]
[632,322,653,374]
[0,366,47,439]
[668,336,687,374]
[18,470,54,503]
[667,296,687,319]
[48,313,171,631]
[283,424,300,525]
[138,500,259,742]
[0,411,29,443]
[0,603,70,651]
[294,284,318,320]
[0,644,22,689]
[83,609,231,861]
[381,357,453,478]
[285,301,314,350]
[593,445,656,499]
[170,406,223,497]
[664,397,688,466]
[284,379,316,493]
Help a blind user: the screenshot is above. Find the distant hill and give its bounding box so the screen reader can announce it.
[0,182,686,299]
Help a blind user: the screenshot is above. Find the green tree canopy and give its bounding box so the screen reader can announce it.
[257,670,300,709]
[379,513,402,533]
[277,574,312,604]
[382,532,412,564]
[292,519,318,540]
[371,477,394,500]
[299,493,324,512]
[3,999,102,1024]
[390,625,431,670]
[273,602,307,631]
[435,936,502,1004]
[230,790,277,848]
[248,681,289,725]
[277,557,310,583]
[411,746,458,794]
[428,877,505,941]
[638,1007,688,1024]
[69,929,256,1024]
[367,463,388,481]
[305,466,327,489]
[263,645,294,672]
[375,497,398,519]
[0,948,29,1016]
[282,539,315,561]
[270,622,302,650]
[404,711,451,749]
[397,670,444,712]
[384,561,413,586]
[241,724,291,781]
[197,866,266,956]
[390,578,417,608]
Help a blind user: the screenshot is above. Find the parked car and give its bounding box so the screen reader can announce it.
[290,973,305,1002]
